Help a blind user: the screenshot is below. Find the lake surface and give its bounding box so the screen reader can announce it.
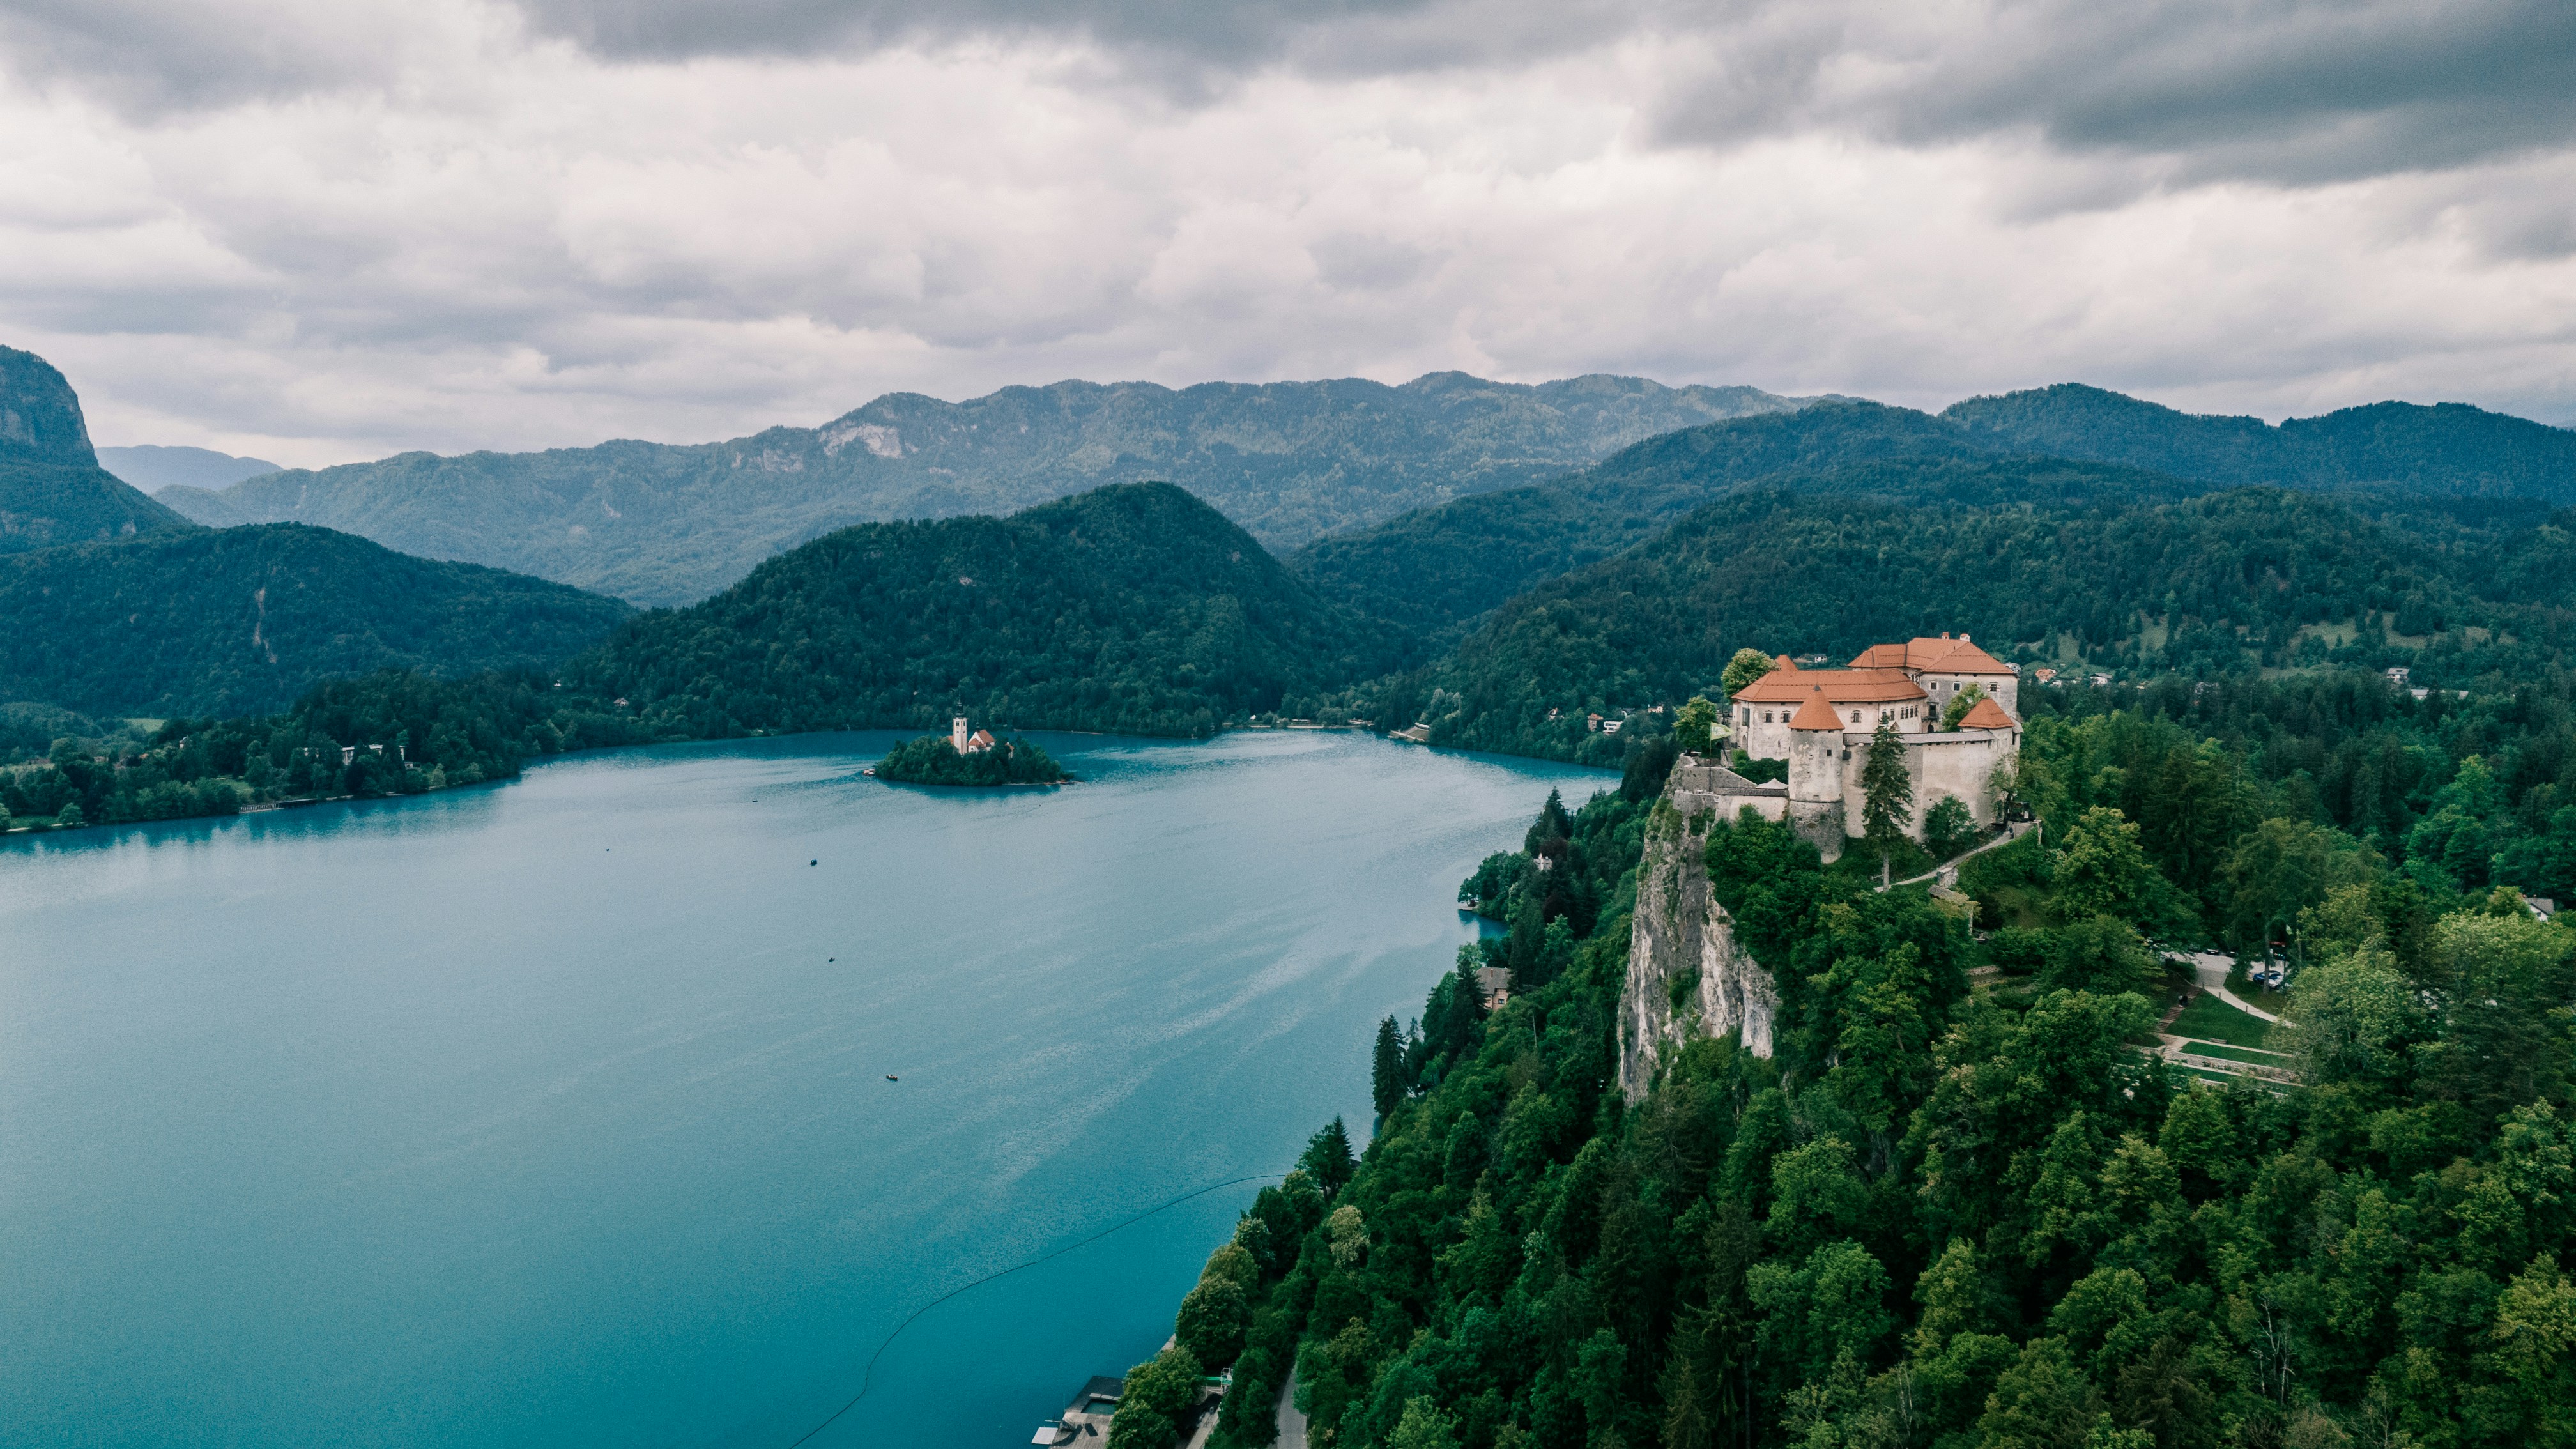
[0,730,1606,1448]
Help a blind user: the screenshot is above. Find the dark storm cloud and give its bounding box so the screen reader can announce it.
[512,0,1436,65]
[1859,0,2576,184]
[517,0,2576,187]
[0,0,402,112]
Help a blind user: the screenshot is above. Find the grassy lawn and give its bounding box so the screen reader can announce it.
[2172,992,2274,1048]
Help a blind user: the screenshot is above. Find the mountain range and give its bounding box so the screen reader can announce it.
[149,374,1814,606]
[0,348,630,718]
[1291,387,2576,639]
[13,334,2576,745]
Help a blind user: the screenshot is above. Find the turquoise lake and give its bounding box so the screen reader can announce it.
[0,730,1606,1448]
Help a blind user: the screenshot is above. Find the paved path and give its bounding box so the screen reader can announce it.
[1885,820,2035,890]
[1276,1369,1308,1449]
[2180,951,2280,1023]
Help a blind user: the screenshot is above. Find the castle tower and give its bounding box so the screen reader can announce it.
[952,716,970,753]
[1784,686,1848,855]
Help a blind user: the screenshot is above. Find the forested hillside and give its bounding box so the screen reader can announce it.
[156,373,1810,606]
[0,523,632,717]
[1950,383,2576,501]
[1122,670,2576,1449]
[1291,393,2575,641]
[1366,477,2576,763]
[0,344,199,553]
[0,670,647,829]
[565,482,1405,739]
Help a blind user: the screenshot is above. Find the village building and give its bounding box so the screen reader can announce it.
[950,717,998,755]
[1698,635,2023,858]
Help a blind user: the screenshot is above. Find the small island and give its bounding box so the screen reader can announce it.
[874,717,1068,786]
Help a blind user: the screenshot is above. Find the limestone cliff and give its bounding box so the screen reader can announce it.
[1618,799,1779,1100]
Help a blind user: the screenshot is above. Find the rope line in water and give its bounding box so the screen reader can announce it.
[783,1171,1289,1448]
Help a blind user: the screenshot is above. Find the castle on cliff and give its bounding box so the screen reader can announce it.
[1677,634,2023,857]
[1620,636,2027,1091]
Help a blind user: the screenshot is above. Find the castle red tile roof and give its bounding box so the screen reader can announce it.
[1848,636,2015,675]
[1787,688,1847,731]
[1732,666,1925,705]
[1956,696,2020,730]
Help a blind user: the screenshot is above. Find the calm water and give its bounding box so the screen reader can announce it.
[0,730,1604,1448]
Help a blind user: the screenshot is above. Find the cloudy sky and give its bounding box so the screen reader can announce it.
[1,0,2570,467]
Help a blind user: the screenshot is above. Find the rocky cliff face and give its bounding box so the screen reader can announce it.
[0,343,199,553]
[1618,799,1779,1100]
[0,346,98,468]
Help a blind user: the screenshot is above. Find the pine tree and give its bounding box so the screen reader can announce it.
[1372,1016,1406,1119]
[1861,718,1913,866]
[1301,1116,1357,1199]
[1524,788,1570,852]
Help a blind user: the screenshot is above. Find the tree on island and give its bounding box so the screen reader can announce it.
[874,732,1066,786]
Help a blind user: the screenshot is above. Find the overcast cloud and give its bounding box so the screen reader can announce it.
[0,0,2569,468]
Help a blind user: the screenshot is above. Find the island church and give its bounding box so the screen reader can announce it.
[1672,635,2021,858]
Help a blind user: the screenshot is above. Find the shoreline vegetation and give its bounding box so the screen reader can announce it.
[873,732,1069,786]
[1104,668,2576,1449]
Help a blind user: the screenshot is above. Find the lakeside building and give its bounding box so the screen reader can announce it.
[1709,635,2023,857]
[950,717,998,755]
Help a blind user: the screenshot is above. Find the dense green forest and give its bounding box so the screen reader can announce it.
[0,344,199,553]
[0,521,634,717]
[1365,479,2575,764]
[1115,678,2576,1449]
[875,732,1067,785]
[1288,403,1994,636]
[1291,392,2576,643]
[567,482,1406,740]
[1949,384,2576,502]
[158,373,1809,605]
[0,670,645,830]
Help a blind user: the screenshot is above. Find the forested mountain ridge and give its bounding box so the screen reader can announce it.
[0,523,632,718]
[564,481,1405,739]
[154,372,1814,606]
[1292,390,2576,640]
[0,344,199,553]
[1363,473,2576,763]
[1949,383,2576,500]
[1293,404,2070,634]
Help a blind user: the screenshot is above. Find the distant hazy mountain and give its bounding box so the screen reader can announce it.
[0,523,632,718]
[97,444,281,492]
[0,346,199,553]
[567,482,1400,738]
[152,373,1815,606]
[1294,388,2576,638]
